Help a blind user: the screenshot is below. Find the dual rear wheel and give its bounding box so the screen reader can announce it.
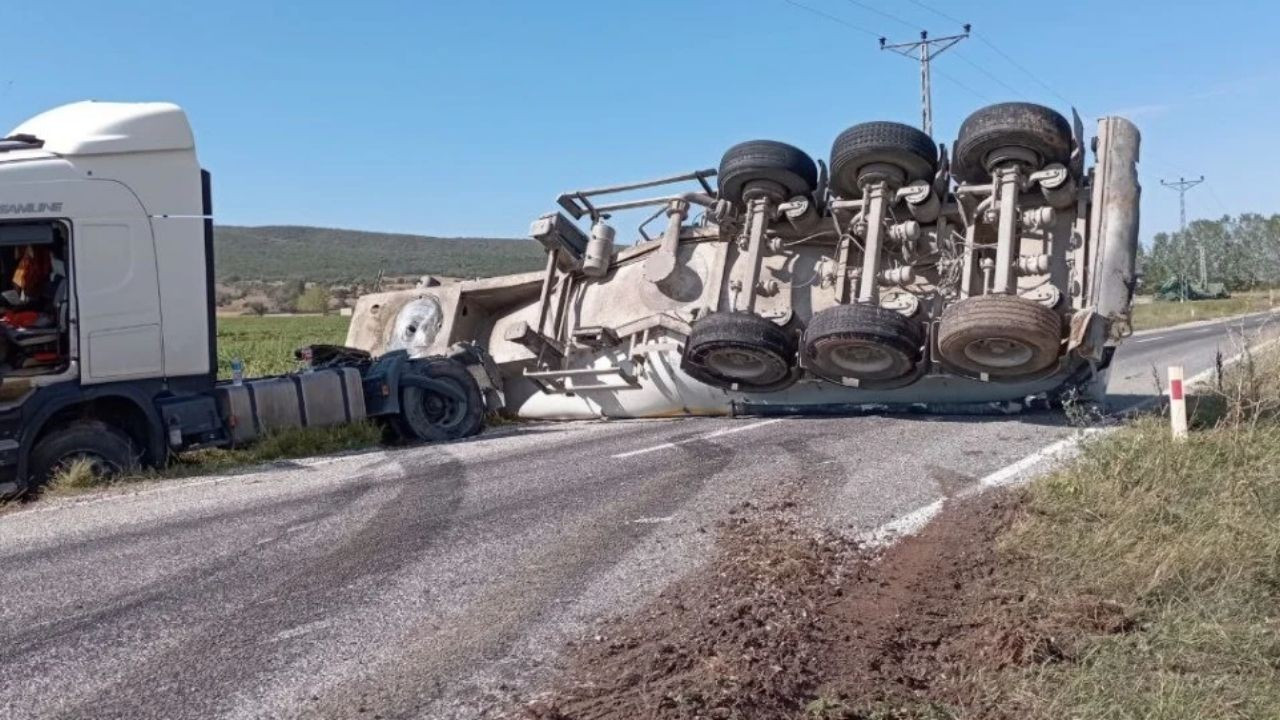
[682,296,1062,391]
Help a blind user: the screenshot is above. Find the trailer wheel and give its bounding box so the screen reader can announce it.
[938,294,1063,377]
[829,121,937,197]
[953,102,1072,183]
[681,312,797,392]
[396,359,485,442]
[803,303,923,382]
[29,420,140,489]
[718,140,817,206]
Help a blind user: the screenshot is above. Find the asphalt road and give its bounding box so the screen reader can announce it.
[1,311,1275,719]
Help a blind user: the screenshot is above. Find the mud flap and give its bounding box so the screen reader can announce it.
[1068,309,1108,364]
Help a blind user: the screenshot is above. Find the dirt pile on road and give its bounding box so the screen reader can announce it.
[522,494,1133,720]
[524,500,861,719]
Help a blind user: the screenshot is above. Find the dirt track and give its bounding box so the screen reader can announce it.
[522,492,1132,720]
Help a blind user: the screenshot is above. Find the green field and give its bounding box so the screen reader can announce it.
[1130,291,1277,331]
[215,314,352,378]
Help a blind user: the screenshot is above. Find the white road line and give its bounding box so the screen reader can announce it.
[865,332,1280,548]
[858,499,945,548]
[609,418,783,459]
[1134,336,1166,343]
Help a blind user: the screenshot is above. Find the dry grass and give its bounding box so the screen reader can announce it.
[42,422,383,496]
[992,349,1280,718]
[1130,291,1277,331]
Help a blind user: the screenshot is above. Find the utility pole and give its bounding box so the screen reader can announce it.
[1161,176,1206,289]
[880,25,970,138]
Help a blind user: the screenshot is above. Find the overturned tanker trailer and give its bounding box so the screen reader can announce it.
[347,103,1141,419]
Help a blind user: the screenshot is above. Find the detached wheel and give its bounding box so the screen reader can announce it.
[829,121,937,197]
[29,420,139,489]
[938,294,1063,377]
[395,359,485,442]
[718,140,817,206]
[681,312,797,392]
[953,102,1072,183]
[803,304,923,382]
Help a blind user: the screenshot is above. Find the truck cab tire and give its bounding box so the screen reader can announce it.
[394,359,485,442]
[681,312,798,392]
[803,303,924,382]
[829,121,937,197]
[28,420,140,490]
[937,294,1063,377]
[718,140,818,207]
[953,102,1072,183]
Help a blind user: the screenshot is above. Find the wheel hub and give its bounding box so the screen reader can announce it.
[705,346,776,382]
[963,337,1034,369]
[827,341,896,375]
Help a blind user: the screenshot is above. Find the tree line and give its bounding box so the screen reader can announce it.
[1139,213,1280,291]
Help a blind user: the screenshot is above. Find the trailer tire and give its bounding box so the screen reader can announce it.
[681,312,797,392]
[718,140,817,206]
[396,359,485,442]
[938,294,1063,377]
[29,420,140,489]
[953,102,1072,183]
[803,303,923,382]
[829,121,937,197]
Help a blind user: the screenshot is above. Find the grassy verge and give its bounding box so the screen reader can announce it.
[988,350,1280,718]
[46,421,383,496]
[1130,291,1276,331]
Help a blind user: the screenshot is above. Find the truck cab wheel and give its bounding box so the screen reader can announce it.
[395,359,485,442]
[953,102,1072,183]
[803,304,923,382]
[681,312,797,392]
[28,420,140,490]
[938,294,1063,377]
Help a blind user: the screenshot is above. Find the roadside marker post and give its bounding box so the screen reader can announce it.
[1168,365,1188,440]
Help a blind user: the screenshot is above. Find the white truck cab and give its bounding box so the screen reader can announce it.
[0,102,489,496]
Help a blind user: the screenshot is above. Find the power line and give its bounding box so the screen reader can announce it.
[904,0,964,25]
[903,0,1078,110]
[880,27,971,136]
[932,66,994,104]
[1161,176,1205,232]
[783,0,879,38]
[841,0,920,31]
[779,0,993,123]
[1161,176,1207,288]
[951,51,1024,98]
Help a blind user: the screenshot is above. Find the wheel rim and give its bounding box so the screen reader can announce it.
[704,346,777,383]
[422,382,466,430]
[963,337,1034,369]
[826,340,897,375]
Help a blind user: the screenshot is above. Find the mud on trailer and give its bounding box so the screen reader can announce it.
[0,102,494,496]
[348,103,1141,419]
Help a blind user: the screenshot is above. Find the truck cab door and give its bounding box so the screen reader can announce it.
[72,184,164,384]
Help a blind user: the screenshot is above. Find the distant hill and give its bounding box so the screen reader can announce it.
[213,225,545,281]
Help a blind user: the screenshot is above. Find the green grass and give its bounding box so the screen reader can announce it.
[215,314,351,378]
[1130,291,1276,331]
[993,351,1280,718]
[214,224,544,282]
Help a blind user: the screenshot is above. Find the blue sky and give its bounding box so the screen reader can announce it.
[4,0,1277,243]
